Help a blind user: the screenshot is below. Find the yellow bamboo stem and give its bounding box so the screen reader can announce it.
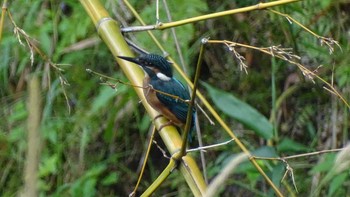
[158,0,302,30]
[121,0,302,32]
[79,0,206,196]
[0,0,8,42]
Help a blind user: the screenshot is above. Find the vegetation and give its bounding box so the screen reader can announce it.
[0,0,349,196]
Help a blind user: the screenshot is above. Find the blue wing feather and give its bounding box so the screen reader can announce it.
[151,78,195,127]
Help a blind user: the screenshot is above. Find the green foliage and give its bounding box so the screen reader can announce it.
[277,138,310,153]
[310,153,350,196]
[328,172,348,197]
[202,82,273,139]
[1,0,349,196]
[310,154,336,174]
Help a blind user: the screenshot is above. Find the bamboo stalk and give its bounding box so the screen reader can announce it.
[79,0,206,195]
[0,0,8,42]
[21,76,42,197]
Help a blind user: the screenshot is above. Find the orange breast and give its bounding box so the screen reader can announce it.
[143,78,183,126]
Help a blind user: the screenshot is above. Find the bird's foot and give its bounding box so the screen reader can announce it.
[158,121,174,132]
[153,115,175,131]
[154,114,164,121]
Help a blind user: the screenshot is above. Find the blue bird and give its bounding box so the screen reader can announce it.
[118,54,195,138]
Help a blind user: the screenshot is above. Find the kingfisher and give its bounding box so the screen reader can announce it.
[118,54,195,137]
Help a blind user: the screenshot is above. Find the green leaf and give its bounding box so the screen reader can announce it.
[311,154,336,174]
[271,163,285,189]
[102,172,119,186]
[320,0,332,8]
[328,172,348,196]
[82,179,97,197]
[8,101,28,123]
[202,82,273,139]
[85,164,107,177]
[252,146,278,157]
[70,165,106,197]
[277,138,310,152]
[89,86,123,115]
[8,127,25,142]
[39,154,58,177]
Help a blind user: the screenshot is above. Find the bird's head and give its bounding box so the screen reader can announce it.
[118,54,173,81]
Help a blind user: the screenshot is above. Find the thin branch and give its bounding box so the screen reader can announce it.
[268,9,342,54]
[121,0,302,32]
[155,0,160,24]
[253,148,346,193]
[208,40,350,109]
[153,140,170,159]
[196,104,215,125]
[130,126,157,197]
[224,42,248,74]
[141,158,177,196]
[86,69,191,104]
[162,0,188,74]
[7,9,72,112]
[187,139,234,153]
[179,38,205,156]
[88,68,216,138]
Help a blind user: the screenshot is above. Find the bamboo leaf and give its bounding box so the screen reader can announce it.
[202,82,273,139]
[277,138,310,152]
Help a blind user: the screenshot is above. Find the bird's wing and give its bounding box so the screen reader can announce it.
[154,78,191,123]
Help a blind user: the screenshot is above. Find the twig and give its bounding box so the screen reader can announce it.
[152,140,170,159]
[224,42,248,74]
[156,0,160,24]
[268,9,342,54]
[208,39,350,109]
[252,148,344,161]
[196,103,215,125]
[162,0,188,75]
[121,0,302,32]
[179,38,205,156]
[253,148,346,193]
[7,8,72,112]
[130,126,157,197]
[86,68,190,104]
[187,139,234,153]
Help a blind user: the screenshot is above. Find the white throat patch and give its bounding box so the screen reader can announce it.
[156,72,171,81]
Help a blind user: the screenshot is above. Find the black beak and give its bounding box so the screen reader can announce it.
[118,56,140,65]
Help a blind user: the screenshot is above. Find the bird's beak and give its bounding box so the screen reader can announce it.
[118,56,140,65]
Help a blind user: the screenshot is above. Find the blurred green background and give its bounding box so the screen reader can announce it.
[0,0,349,196]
